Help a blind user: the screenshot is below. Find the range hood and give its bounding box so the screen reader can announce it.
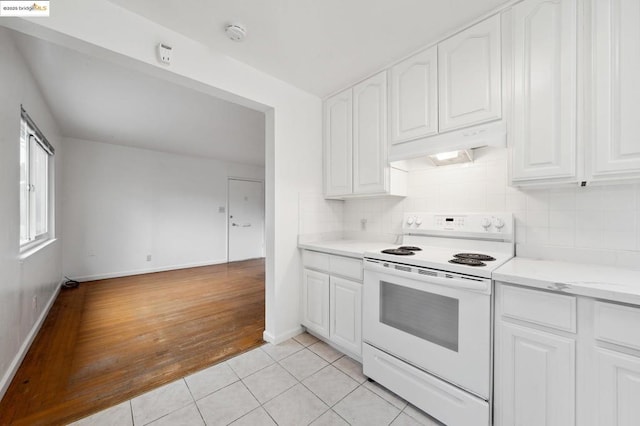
[389,120,507,162]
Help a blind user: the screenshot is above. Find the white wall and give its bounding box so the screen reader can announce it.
[3,0,324,343]
[0,28,64,396]
[62,138,264,280]
[342,147,640,269]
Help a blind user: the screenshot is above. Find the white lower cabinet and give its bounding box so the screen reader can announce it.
[496,283,640,426]
[301,250,363,358]
[589,301,640,426]
[302,269,330,338]
[330,276,362,356]
[595,348,640,426]
[497,322,576,426]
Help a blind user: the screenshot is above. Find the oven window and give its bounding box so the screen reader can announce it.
[380,281,459,352]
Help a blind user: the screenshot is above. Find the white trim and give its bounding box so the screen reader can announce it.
[68,258,229,282]
[264,325,304,345]
[18,238,57,261]
[0,280,62,400]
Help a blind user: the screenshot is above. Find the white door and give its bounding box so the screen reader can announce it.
[330,276,362,356]
[228,179,264,262]
[353,71,388,194]
[302,269,330,338]
[438,15,502,131]
[495,322,576,426]
[324,88,353,197]
[591,0,640,179]
[390,45,438,144]
[510,0,577,183]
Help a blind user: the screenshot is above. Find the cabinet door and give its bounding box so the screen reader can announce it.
[511,0,577,182]
[390,46,438,144]
[302,269,330,338]
[594,348,640,426]
[324,89,353,197]
[330,276,362,356]
[592,0,640,179]
[353,72,388,194]
[496,322,575,426]
[438,15,502,132]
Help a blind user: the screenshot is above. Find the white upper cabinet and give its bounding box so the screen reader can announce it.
[390,46,438,144]
[591,0,640,180]
[324,89,353,197]
[323,72,406,199]
[353,71,388,194]
[510,0,577,183]
[439,15,502,132]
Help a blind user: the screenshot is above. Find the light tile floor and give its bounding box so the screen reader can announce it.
[69,333,442,426]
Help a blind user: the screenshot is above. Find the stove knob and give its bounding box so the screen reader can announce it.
[406,217,415,225]
[481,218,492,230]
[493,217,505,229]
[415,217,423,226]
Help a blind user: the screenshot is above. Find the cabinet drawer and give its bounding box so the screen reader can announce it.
[330,255,363,281]
[595,301,640,351]
[499,284,576,333]
[302,250,330,272]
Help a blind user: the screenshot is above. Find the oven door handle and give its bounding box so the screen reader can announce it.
[365,261,490,293]
[426,275,490,292]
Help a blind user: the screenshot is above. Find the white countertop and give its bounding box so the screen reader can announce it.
[298,239,393,258]
[494,257,640,306]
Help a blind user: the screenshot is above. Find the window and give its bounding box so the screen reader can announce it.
[20,107,54,250]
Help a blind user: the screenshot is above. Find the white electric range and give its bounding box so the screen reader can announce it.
[362,212,514,426]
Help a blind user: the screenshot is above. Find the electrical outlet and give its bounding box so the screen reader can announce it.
[157,43,172,65]
[361,218,367,230]
[146,254,152,262]
[32,295,38,312]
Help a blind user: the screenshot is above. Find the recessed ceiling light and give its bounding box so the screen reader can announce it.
[225,23,247,42]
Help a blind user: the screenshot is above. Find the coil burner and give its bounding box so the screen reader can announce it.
[448,258,486,267]
[398,246,422,251]
[381,249,415,256]
[453,253,496,262]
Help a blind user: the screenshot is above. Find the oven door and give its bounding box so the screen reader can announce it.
[363,260,492,399]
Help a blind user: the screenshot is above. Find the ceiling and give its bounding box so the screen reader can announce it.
[107,0,509,97]
[12,31,266,166]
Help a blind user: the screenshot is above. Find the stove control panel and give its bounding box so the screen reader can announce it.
[404,212,514,242]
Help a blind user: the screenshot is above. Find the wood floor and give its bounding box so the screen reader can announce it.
[0,259,265,426]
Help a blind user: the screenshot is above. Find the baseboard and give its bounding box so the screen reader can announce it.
[263,325,303,345]
[0,280,62,400]
[262,330,276,343]
[69,258,229,282]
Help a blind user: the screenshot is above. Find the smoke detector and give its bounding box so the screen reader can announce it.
[225,24,247,42]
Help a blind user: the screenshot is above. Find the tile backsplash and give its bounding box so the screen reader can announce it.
[300,147,640,269]
[298,192,344,242]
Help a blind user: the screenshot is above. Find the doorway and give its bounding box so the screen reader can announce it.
[228,178,265,262]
